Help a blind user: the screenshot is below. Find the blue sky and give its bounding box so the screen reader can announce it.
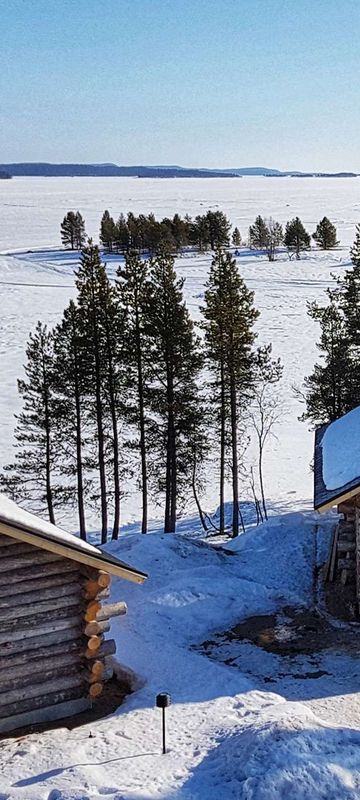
[1,0,359,170]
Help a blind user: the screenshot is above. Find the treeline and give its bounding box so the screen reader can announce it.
[61,209,234,253]
[302,225,360,426]
[2,244,281,541]
[61,209,339,262]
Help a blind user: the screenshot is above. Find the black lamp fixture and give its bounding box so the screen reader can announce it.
[156,692,171,754]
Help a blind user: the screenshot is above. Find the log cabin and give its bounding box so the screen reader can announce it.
[0,495,147,734]
[314,406,360,610]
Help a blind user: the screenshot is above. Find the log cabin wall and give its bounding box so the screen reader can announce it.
[0,532,128,734]
[0,533,90,733]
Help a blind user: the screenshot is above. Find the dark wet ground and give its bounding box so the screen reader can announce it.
[197,606,360,697]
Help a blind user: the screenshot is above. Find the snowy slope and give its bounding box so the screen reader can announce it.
[2,513,360,800]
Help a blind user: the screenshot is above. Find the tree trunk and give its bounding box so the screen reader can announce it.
[71,318,86,540]
[230,369,239,537]
[135,301,148,534]
[42,356,55,525]
[191,456,207,532]
[219,361,226,536]
[90,276,108,544]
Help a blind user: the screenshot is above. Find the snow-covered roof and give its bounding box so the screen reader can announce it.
[314,406,360,511]
[0,495,147,584]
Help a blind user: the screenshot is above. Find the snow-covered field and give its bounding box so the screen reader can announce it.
[1,177,360,798]
[0,176,359,528]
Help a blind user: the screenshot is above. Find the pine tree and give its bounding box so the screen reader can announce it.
[1,323,60,521]
[284,217,311,259]
[232,227,242,247]
[114,213,130,253]
[61,211,86,250]
[302,291,351,425]
[75,242,110,542]
[350,223,360,266]
[206,210,231,249]
[145,251,203,532]
[52,301,90,539]
[264,218,283,261]
[201,250,259,537]
[313,217,338,250]
[248,215,268,250]
[100,210,117,252]
[117,253,152,534]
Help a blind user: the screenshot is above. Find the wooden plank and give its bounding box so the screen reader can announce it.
[0,521,146,584]
[356,508,360,612]
[0,697,91,735]
[329,523,339,582]
[0,651,82,685]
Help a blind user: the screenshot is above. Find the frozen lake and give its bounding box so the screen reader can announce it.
[1,175,360,251]
[0,176,358,530]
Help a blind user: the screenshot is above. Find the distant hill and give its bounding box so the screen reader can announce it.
[0,163,239,179]
[1,163,358,178]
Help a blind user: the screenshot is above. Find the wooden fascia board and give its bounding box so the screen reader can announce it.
[315,485,360,513]
[0,521,146,584]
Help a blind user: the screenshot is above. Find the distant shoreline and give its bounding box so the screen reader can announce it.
[0,163,358,179]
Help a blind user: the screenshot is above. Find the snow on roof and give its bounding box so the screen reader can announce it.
[314,406,360,511]
[322,406,360,491]
[0,494,147,583]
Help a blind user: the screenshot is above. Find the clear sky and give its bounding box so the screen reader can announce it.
[1,0,360,171]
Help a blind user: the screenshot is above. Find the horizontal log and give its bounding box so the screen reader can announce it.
[0,582,81,611]
[0,663,79,694]
[0,651,81,685]
[86,635,103,652]
[0,604,81,635]
[0,673,84,709]
[0,541,43,558]
[0,594,82,623]
[85,638,116,660]
[0,570,80,600]
[0,639,83,671]
[80,567,110,587]
[0,697,91,735]
[89,659,106,677]
[0,627,83,658]
[84,620,110,637]
[0,550,63,574]
[83,585,110,601]
[338,558,356,569]
[337,541,356,552]
[0,559,77,586]
[86,666,113,684]
[0,686,84,721]
[0,615,82,644]
[89,681,103,698]
[97,601,127,621]
[84,602,101,623]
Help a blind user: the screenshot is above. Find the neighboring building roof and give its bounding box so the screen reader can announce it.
[314,406,360,512]
[0,495,147,584]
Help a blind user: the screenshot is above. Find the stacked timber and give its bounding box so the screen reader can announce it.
[0,534,127,733]
[326,501,357,587]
